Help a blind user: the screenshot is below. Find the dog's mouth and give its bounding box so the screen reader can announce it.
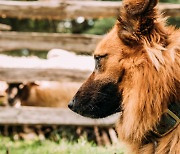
[69,99,121,118]
[68,79,122,119]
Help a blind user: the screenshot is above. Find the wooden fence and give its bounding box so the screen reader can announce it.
[0,1,179,20]
[0,107,119,126]
[0,1,179,53]
[0,67,91,82]
[0,32,102,53]
[0,0,179,126]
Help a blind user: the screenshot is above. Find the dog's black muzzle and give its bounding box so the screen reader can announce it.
[68,78,122,118]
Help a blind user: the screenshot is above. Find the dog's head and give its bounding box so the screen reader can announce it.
[68,27,126,118]
[68,0,165,118]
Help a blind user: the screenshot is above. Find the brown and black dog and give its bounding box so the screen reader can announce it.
[68,0,180,153]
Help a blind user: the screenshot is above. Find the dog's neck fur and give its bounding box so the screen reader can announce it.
[116,6,180,154]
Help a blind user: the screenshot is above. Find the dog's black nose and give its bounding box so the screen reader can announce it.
[68,99,74,109]
[68,103,73,109]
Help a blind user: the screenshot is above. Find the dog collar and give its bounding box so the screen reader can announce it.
[142,101,180,146]
[152,101,180,137]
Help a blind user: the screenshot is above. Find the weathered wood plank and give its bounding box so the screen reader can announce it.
[158,3,180,17]
[0,67,91,82]
[0,107,120,126]
[0,1,179,20]
[0,1,120,19]
[0,31,103,53]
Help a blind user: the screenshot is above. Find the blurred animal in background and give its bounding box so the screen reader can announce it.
[6,82,22,107]
[7,81,81,108]
[69,0,180,153]
[0,81,8,106]
[0,48,92,108]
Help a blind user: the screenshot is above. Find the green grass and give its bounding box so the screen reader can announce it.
[0,136,125,154]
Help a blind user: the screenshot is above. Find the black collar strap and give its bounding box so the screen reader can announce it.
[152,101,180,137]
[143,101,180,145]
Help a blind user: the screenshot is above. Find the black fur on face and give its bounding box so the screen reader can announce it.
[68,74,122,118]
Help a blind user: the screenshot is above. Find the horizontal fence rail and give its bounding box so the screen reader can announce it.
[0,107,120,126]
[0,1,179,20]
[0,67,91,82]
[0,31,103,53]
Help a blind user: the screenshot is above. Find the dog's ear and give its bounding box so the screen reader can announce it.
[122,0,158,16]
[118,0,158,46]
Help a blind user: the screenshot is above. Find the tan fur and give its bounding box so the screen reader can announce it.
[92,0,180,153]
[21,82,81,108]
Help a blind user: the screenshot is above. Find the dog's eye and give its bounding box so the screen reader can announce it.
[94,54,107,70]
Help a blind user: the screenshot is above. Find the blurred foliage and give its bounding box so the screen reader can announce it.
[0,18,59,33]
[84,18,116,35]
[168,17,180,27]
[0,49,48,59]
